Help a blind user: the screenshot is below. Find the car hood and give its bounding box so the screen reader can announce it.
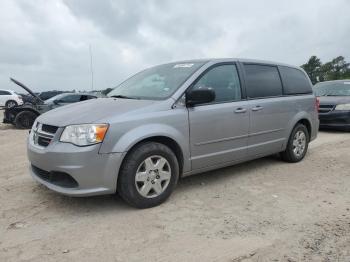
[10,78,44,104]
[37,98,170,127]
[318,96,350,105]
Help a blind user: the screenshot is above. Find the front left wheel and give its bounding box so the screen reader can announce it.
[117,142,179,209]
[14,111,37,129]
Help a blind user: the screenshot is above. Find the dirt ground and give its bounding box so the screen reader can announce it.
[0,120,350,262]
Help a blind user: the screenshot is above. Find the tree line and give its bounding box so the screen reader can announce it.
[301,56,350,84]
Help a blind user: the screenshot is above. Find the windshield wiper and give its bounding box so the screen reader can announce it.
[110,95,137,99]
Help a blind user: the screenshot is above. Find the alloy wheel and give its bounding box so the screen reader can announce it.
[135,155,171,198]
[293,130,306,157]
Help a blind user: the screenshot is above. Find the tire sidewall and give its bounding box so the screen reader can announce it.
[118,142,179,208]
[15,111,37,129]
[288,124,309,162]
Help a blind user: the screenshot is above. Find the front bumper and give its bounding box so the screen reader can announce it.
[319,110,350,131]
[28,137,125,196]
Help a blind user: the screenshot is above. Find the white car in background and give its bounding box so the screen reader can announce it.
[0,89,23,108]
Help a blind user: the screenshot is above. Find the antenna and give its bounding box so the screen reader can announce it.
[89,44,94,91]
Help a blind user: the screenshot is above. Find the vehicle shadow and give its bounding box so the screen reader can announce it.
[319,128,349,133]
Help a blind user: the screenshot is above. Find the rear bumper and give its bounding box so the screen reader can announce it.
[319,111,350,131]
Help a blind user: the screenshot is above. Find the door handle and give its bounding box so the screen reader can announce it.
[252,105,264,111]
[234,108,247,113]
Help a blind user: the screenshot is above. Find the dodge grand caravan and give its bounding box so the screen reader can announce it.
[27,58,319,208]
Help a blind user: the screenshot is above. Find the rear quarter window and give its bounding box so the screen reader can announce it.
[279,66,312,95]
[243,64,283,98]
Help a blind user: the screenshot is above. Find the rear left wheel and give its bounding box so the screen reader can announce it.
[117,142,179,209]
[281,123,309,163]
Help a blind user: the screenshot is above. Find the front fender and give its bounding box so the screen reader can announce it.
[99,123,191,173]
[115,124,187,151]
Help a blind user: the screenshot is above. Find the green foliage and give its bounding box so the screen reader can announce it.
[301,56,350,84]
[301,56,322,84]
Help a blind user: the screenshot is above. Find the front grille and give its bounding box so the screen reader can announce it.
[33,123,58,147]
[31,165,78,188]
[41,124,58,134]
[37,136,52,147]
[319,104,335,113]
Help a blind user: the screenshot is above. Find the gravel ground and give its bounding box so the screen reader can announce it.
[0,121,350,262]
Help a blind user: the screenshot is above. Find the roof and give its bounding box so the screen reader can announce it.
[161,58,301,70]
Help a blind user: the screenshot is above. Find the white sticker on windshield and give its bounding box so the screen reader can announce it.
[174,63,194,68]
[344,82,350,85]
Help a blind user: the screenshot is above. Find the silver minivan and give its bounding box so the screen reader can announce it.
[27,58,319,208]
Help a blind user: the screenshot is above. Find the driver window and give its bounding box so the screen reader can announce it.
[192,64,241,103]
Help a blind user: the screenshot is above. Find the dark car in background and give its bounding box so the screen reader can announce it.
[39,91,65,100]
[3,78,98,129]
[20,91,71,104]
[313,80,350,131]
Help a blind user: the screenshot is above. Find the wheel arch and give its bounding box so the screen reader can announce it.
[5,99,17,105]
[100,123,191,175]
[297,118,312,138]
[14,109,40,128]
[13,107,40,116]
[283,113,313,150]
[119,135,185,176]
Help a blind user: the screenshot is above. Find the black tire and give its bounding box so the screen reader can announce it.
[5,100,17,108]
[14,111,38,129]
[281,123,309,163]
[117,142,179,209]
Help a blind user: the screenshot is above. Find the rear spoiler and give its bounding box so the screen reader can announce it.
[10,78,44,104]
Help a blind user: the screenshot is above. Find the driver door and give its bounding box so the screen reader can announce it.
[188,64,249,170]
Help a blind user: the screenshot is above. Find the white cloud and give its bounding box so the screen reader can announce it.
[0,0,349,92]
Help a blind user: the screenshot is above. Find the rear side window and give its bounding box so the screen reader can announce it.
[243,64,283,98]
[0,90,11,95]
[279,66,312,95]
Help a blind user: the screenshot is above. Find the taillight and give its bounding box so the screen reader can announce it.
[315,96,320,112]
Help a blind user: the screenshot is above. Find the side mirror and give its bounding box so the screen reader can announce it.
[186,88,215,107]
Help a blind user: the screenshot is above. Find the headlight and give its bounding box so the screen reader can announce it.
[335,103,350,111]
[60,124,109,146]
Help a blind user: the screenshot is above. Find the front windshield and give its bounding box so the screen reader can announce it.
[107,62,205,100]
[313,81,350,96]
[45,93,68,103]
